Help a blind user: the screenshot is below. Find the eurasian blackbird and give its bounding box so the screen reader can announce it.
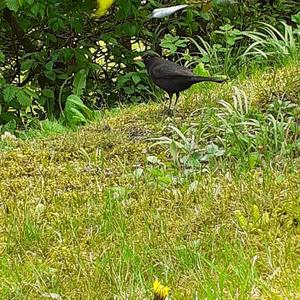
[135,52,226,110]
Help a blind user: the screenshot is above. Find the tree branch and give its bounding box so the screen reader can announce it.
[2,8,36,53]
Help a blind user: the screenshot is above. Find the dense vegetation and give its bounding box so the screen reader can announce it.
[0,0,300,299]
[0,0,299,131]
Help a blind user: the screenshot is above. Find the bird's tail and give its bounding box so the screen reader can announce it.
[192,76,226,83]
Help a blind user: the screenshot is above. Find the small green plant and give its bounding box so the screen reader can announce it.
[188,24,245,75]
[148,84,299,172]
[242,21,300,64]
[160,34,188,55]
[235,204,270,233]
[150,125,224,170]
[117,70,155,103]
[187,20,300,77]
[63,94,95,127]
[214,24,244,74]
[217,87,261,160]
[217,87,299,163]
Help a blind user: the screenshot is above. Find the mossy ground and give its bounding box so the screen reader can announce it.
[0,62,299,299]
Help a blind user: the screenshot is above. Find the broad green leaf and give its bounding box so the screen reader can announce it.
[42,88,54,98]
[45,61,54,71]
[64,94,94,126]
[44,70,56,81]
[0,76,5,85]
[60,48,74,61]
[38,96,46,105]
[72,69,88,96]
[21,59,33,71]
[292,12,300,24]
[30,2,40,15]
[123,22,138,36]
[0,1,7,9]
[132,73,141,84]
[193,62,209,76]
[170,140,178,162]
[124,87,134,94]
[227,35,237,46]
[57,73,68,80]
[3,85,18,103]
[199,11,210,21]
[2,119,17,132]
[201,55,210,63]
[6,0,19,12]
[71,19,83,33]
[220,24,233,31]
[74,50,89,69]
[207,143,218,155]
[57,18,65,30]
[116,0,131,18]
[24,87,38,99]
[16,90,32,107]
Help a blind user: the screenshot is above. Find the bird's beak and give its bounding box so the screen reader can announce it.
[134,56,143,62]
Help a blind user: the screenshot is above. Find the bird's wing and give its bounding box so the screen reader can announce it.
[150,61,195,79]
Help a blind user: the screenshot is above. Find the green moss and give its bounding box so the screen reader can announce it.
[0,62,300,299]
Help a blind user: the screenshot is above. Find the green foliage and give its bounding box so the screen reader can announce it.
[235,204,270,232]
[150,125,224,170]
[216,88,299,162]
[187,18,300,77]
[243,21,300,63]
[73,69,89,97]
[116,70,155,103]
[18,119,70,139]
[187,24,245,75]
[0,51,5,63]
[0,0,299,131]
[150,81,299,172]
[160,34,188,54]
[64,94,95,126]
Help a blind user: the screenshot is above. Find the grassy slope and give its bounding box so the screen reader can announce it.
[0,62,300,299]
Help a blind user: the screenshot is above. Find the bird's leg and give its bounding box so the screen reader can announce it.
[163,93,174,116]
[174,92,180,108]
[168,92,173,111]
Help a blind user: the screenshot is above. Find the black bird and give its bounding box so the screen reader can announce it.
[135,52,226,110]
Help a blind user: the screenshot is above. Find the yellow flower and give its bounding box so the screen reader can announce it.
[94,0,115,17]
[153,279,170,300]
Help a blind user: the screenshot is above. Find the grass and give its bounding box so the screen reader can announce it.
[18,120,72,139]
[0,61,299,299]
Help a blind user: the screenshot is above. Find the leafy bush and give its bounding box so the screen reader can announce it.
[0,0,299,131]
